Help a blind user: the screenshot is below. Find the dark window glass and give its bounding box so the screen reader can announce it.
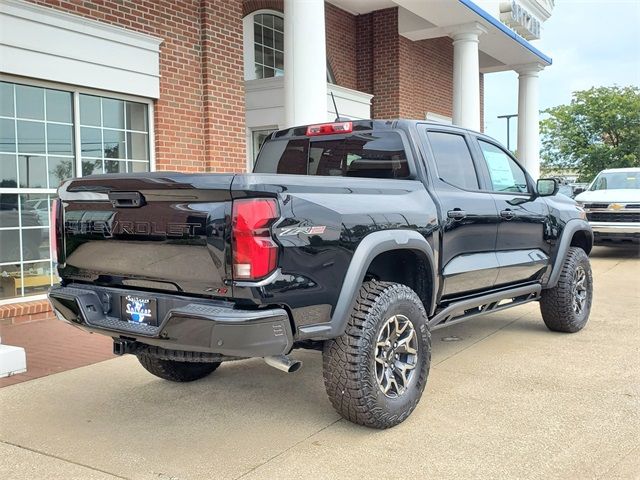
[105,160,127,174]
[256,138,308,174]
[81,127,102,158]
[274,31,284,51]
[590,171,640,191]
[254,44,263,65]
[102,98,124,129]
[275,51,284,72]
[103,129,125,158]
[47,124,73,155]
[478,140,529,193]
[0,82,14,117]
[0,118,16,152]
[0,154,18,185]
[18,155,47,188]
[48,156,74,188]
[21,193,50,228]
[274,15,284,32]
[263,27,274,48]
[16,85,44,120]
[46,90,72,123]
[263,48,275,68]
[0,193,19,224]
[254,24,263,43]
[0,228,20,262]
[126,132,148,160]
[17,121,46,154]
[82,159,102,176]
[255,64,263,80]
[427,132,479,190]
[125,102,147,131]
[80,95,101,126]
[255,132,410,179]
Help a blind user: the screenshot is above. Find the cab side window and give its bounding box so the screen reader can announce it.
[478,140,529,194]
[427,132,480,190]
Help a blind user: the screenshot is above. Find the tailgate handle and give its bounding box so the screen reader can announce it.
[109,191,145,208]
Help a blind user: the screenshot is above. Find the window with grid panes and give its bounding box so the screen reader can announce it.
[254,13,284,79]
[0,80,152,301]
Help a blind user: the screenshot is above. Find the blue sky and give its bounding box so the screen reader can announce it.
[484,0,640,147]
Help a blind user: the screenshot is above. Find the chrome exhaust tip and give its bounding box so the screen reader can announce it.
[264,355,302,373]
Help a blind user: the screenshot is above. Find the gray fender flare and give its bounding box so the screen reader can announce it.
[296,229,437,340]
[544,218,593,289]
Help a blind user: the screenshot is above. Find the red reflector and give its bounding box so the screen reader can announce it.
[306,121,353,136]
[50,198,59,263]
[232,198,279,280]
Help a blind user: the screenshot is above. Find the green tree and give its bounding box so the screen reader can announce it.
[540,86,640,182]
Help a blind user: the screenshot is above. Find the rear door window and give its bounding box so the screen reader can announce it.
[427,131,480,190]
[254,132,410,179]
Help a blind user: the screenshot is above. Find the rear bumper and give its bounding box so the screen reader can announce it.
[48,284,293,358]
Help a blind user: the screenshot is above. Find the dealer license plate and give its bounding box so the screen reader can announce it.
[121,294,157,326]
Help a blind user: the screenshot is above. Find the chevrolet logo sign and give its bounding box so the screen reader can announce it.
[609,203,624,211]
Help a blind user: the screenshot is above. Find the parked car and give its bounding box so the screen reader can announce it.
[575,167,640,245]
[557,183,575,198]
[49,120,593,429]
[24,198,50,228]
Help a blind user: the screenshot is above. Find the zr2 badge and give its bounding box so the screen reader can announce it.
[279,226,326,237]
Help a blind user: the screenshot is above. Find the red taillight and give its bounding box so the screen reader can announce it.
[306,121,353,136]
[50,198,59,263]
[232,198,279,280]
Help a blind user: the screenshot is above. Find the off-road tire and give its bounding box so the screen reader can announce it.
[137,354,221,382]
[540,247,593,333]
[322,280,431,429]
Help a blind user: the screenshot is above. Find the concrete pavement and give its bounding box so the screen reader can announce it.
[0,246,638,479]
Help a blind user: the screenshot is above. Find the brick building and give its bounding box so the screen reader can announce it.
[0,0,554,318]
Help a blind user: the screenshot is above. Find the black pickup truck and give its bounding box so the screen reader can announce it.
[49,120,593,428]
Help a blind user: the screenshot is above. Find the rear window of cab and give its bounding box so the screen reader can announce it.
[254,131,410,179]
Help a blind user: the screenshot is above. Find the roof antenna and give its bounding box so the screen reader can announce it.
[330,91,347,122]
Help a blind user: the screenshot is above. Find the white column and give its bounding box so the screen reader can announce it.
[451,23,486,131]
[517,64,544,179]
[284,0,327,127]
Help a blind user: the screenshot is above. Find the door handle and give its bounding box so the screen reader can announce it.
[109,191,145,208]
[447,209,467,220]
[500,209,516,220]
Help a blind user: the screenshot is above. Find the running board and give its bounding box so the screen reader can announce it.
[429,284,541,330]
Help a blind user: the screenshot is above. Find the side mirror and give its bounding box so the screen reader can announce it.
[537,178,558,197]
[573,187,585,196]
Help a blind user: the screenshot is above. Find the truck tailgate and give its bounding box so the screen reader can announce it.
[58,173,234,297]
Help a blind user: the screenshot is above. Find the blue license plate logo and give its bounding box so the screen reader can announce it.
[123,295,154,324]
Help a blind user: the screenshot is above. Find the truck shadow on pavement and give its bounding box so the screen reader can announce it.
[589,244,639,259]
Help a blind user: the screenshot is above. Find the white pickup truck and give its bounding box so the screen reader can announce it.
[575,167,640,245]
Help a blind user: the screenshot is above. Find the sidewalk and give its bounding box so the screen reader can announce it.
[0,319,113,388]
[0,247,638,480]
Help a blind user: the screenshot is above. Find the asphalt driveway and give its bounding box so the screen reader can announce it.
[1,246,638,480]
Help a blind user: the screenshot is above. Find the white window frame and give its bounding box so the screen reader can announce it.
[0,73,155,305]
[243,9,285,81]
[248,126,278,170]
